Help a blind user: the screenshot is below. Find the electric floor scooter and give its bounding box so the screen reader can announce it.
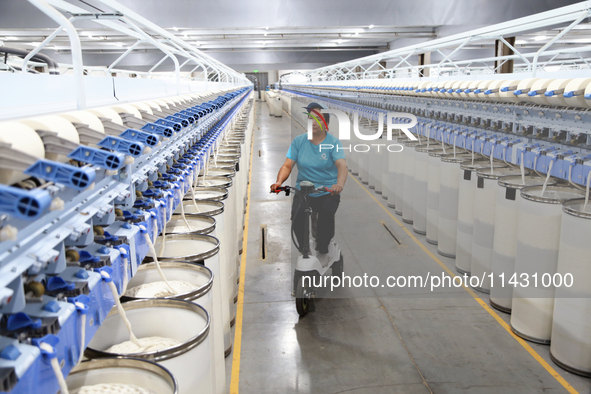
[272,181,343,316]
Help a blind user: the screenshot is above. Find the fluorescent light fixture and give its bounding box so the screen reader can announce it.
[183,34,189,39]
[83,32,93,37]
[265,26,269,30]
[515,39,527,44]
[262,41,266,46]
[264,32,268,36]
[354,32,359,36]
[368,24,374,29]
[4,36,18,40]
[172,27,179,31]
[111,42,124,47]
[336,39,343,44]
[534,35,547,41]
[27,42,40,46]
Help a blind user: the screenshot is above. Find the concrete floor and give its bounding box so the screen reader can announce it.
[225,101,591,394]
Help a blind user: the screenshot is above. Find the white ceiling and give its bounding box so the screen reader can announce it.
[0,0,585,73]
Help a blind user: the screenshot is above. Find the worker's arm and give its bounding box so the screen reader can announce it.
[331,158,348,194]
[270,158,295,192]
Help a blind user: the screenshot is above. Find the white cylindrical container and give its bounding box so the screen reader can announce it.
[425,148,447,244]
[455,159,506,274]
[121,261,217,391]
[551,199,591,377]
[490,175,552,313]
[368,131,384,191]
[147,230,229,366]
[402,140,420,223]
[437,153,474,258]
[359,121,371,185]
[389,136,410,211]
[67,358,177,394]
[412,144,438,235]
[471,167,525,293]
[194,179,239,307]
[511,186,585,344]
[85,298,211,394]
[381,135,390,199]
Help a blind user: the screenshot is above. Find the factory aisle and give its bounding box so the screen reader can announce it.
[226,102,591,394]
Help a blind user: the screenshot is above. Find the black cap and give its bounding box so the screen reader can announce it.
[303,102,324,112]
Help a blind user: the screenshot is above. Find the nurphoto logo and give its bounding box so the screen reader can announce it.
[306,109,418,153]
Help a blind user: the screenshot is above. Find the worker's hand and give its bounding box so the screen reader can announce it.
[330,184,343,195]
[270,182,282,193]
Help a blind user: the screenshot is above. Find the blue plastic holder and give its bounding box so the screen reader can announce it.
[154,118,182,132]
[98,136,144,158]
[46,277,75,292]
[24,159,96,190]
[165,115,188,128]
[68,146,125,170]
[7,313,42,332]
[79,250,100,265]
[119,129,160,147]
[0,184,51,220]
[141,122,174,137]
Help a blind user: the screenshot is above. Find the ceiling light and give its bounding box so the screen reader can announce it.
[354,32,359,36]
[4,36,18,41]
[336,39,343,44]
[27,42,40,46]
[265,26,269,30]
[534,35,547,41]
[172,27,179,31]
[183,34,189,39]
[515,39,527,44]
[111,42,123,47]
[264,32,268,36]
[368,24,374,29]
[83,32,93,37]
[262,42,266,46]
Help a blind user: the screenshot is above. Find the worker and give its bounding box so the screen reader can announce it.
[270,102,348,267]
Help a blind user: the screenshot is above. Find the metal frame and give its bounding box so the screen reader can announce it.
[280,1,591,84]
[24,0,250,109]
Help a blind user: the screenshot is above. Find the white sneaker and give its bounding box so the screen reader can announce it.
[318,253,331,268]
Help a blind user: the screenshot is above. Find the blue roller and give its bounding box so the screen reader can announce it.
[141,122,174,138]
[0,185,51,220]
[24,159,96,190]
[98,136,144,158]
[119,129,160,147]
[68,146,125,170]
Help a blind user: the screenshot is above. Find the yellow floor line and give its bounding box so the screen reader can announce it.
[229,104,256,394]
[349,174,579,394]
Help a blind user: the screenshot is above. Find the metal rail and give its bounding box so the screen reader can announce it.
[280,1,591,84]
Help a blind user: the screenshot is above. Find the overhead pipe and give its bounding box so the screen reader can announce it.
[0,47,60,74]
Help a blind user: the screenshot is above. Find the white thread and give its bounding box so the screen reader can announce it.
[104,277,140,347]
[541,160,554,197]
[140,231,174,293]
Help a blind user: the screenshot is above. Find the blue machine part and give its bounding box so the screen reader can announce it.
[119,129,160,147]
[141,122,174,138]
[24,160,96,191]
[153,118,182,133]
[0,337,41,394]
[0,185,52,220]
[165,115,189,128]
[97,136,145,158]
[68,146,125,170]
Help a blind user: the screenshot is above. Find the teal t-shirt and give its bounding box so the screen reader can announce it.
[286,133,346,196]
